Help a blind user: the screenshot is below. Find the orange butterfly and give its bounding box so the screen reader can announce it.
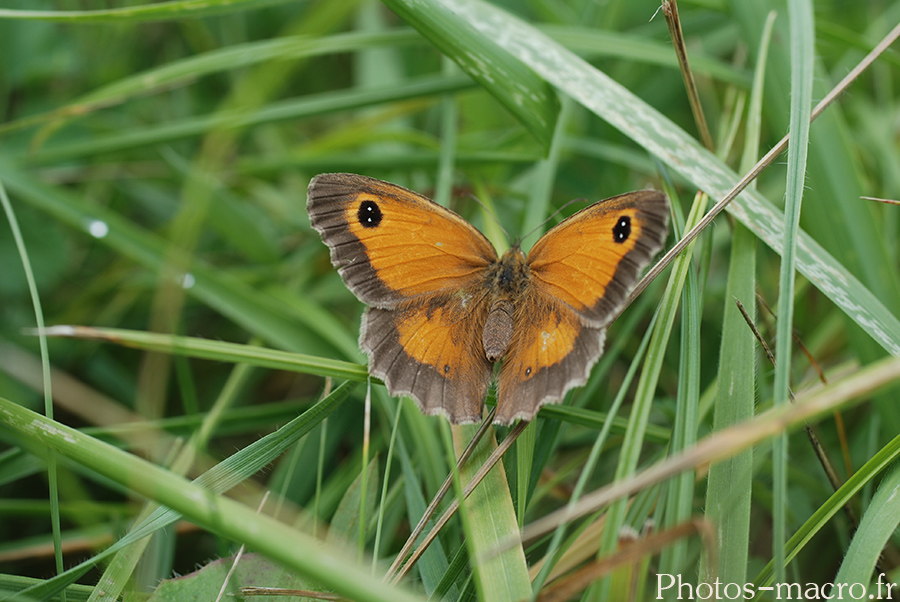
[308,174,669,424]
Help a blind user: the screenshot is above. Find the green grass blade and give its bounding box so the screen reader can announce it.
[701,223,756,586]
[1,31,424,137]
[524,356,900,549]
[0,0,293,23]
[701,12,772,585]
[752,431,900,592]
[91,361,257,602]
[833,462,900,589]
[0,178,66,599]
[37,327,367,382]
[772,0,815,581]
[531,310,658,594]
[4,381,355,600]
[394,427,453,595]
[449,424,530,602]
[25,75,475,164]
[541,25,750,87]
[0,165,359,358]
[658,205,701,577]
[0,394,424,602]
[597,191,706,596]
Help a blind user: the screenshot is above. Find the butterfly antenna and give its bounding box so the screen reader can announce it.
[467,193,510,243]
[521,197,588,244]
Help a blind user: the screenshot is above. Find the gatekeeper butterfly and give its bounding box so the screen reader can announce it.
[308,173,669,424]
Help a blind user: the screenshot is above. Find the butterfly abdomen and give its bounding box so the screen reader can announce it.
[483,299,514,361]
[482,248,530,362]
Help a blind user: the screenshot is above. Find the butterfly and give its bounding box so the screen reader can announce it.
[307,173,669,424]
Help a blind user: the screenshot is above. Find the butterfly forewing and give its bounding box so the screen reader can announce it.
[307,173,497,308]
[526,191,669,328]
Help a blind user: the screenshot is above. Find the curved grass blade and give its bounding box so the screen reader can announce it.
[38,326,368,382]
[442,0,900,357]
[2,381,359,601]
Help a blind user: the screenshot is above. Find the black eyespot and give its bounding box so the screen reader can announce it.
[525,367,532,376]
[357,200,382,228]
[443,364,451,374]
[613,215,631,243]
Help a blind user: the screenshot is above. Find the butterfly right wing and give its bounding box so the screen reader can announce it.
[494,292,605,424]
[495,191,668,423]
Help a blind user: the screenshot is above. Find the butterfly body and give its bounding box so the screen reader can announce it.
[308,173,668,424]
[481,247,529,361]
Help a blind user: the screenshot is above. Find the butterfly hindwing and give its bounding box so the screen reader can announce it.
[361,290,493,423]
[495,292,606,423]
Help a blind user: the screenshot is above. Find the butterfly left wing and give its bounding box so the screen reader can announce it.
[307,173,499,423]
[362,291,493,423]
[495,191,669,423]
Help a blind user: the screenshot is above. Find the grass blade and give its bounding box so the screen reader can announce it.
[380,0,559,151]
[443,0,900,356]
[0,394,424,602]
[771,0,816,581]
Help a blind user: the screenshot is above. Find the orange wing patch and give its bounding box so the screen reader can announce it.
[528,207,641,312]
[343,191,496,297]
[503,305,581,379]
[361,290,493,424]
[394,293,483,379]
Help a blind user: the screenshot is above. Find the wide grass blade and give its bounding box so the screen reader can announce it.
[449,425,530,602]
[380,0,559,152]
[2,381,352,597]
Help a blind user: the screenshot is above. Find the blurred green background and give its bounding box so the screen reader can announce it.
[2,0,900,600]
